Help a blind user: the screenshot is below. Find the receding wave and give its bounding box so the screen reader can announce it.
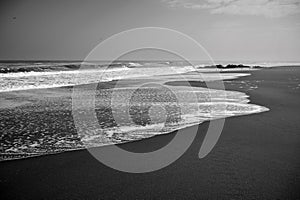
[0,79,269,161]
[0,61,270,161]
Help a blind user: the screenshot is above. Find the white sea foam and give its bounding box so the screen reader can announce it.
[0,61,271,161]
[80,101,269,146]
[76,84,269,148]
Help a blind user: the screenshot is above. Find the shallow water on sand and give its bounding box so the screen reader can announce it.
[0,64,269,161]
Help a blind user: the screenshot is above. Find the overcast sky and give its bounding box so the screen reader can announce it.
[0,0,300,61]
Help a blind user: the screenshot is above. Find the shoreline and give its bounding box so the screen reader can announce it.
[0,66,299,199]
[0,67,267,161]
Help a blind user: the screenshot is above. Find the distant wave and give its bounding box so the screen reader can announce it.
[0,61,151,74]
[0,63,80,74]
[0,62,197,92]
[1,60,299,93]
[0,62,134,74]
[0,68,131,92]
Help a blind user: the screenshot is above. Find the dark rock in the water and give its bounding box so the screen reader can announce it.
[203,64,262,69]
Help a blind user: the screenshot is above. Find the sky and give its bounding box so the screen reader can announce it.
[0,0,300,61]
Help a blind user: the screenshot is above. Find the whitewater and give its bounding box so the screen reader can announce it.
[0,61,270,161]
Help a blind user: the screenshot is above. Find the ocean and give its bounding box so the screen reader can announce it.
[0,61,271,161]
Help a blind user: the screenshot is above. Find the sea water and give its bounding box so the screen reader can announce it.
[0,61,269,161]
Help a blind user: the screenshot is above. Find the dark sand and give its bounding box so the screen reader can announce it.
[1,67,300,199]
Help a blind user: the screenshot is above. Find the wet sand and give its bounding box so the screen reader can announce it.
[0,67,300,199]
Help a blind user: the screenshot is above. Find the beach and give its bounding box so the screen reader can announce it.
[0,66,300,199]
